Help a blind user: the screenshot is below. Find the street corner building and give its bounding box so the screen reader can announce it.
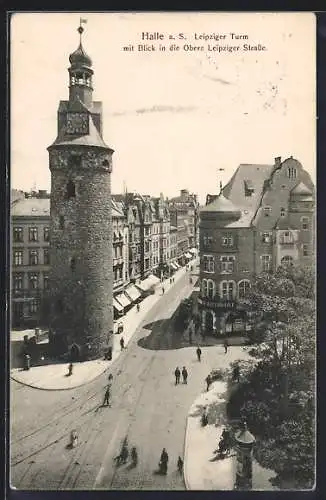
[47,27,114,360]
[199,156,315,338]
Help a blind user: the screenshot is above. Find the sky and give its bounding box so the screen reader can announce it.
[11,12,316,204]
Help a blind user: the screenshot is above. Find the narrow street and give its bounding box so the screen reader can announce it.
[11,271,225,490]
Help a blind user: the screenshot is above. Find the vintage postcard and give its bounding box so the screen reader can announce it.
[10,12,316,491]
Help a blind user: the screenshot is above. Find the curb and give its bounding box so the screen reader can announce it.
[183,381,225,490]
[10,262,196,391]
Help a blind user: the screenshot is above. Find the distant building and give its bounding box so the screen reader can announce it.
[199,156,315,337]
[11,192,51,328]
[169,189,199,266]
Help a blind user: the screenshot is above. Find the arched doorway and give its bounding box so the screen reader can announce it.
[205,310,214,333]
[70,343,80,362]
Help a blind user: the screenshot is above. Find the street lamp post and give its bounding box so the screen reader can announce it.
[234,420,255,490]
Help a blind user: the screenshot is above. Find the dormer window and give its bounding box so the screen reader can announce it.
[263,206,271,217]
[244,179,254,197]
[262,232,271,243]
[70,257,76,271]
[280,207,286,217]
[280,231,293,244]
[59,216,64,230]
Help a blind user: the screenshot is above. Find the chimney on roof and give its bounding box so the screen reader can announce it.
[274,157,282,166]
[180,189,189,200]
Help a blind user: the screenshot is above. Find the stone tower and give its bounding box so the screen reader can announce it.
[47,23,114,360]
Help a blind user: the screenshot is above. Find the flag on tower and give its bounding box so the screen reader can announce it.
[80,18,87,24]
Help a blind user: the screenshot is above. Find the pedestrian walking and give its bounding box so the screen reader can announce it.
[201,406,208,427]
[206,374,212,392]
[182,366,188,384]
[136,303,140,312]
[120,337,125,350]
[177,456,183,473]
[224,338,228,354]
[232,364,240,383]
[67,362,73,376]
[103,385,111,406]
[196,346,202,362]
[159,448,169,474]
[162,286,165,295]
[170,277,172,284]
[174,367,181,385]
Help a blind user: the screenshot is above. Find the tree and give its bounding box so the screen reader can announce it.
[230,264,315,488]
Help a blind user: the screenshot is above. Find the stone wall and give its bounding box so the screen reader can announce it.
[49,146,113,359]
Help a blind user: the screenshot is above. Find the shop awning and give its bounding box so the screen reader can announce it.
[189,248,197,255]
[124,284,141,302]
[169,262,178,271]
[113,298,124,312]
[185,252,192,259]
[115,293,132,308]
[136,274,160,292]
[174,262,181,268]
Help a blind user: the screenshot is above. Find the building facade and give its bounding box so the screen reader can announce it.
[11,192,51,328]
[199,156,315,337]
[169,189,199,266]
[47,27,114,359]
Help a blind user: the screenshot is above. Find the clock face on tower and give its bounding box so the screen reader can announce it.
[66,113,89,135]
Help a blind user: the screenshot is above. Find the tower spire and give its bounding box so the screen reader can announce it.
[78,18,87,45]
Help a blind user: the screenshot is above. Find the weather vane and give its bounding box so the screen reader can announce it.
[78,18,88,43]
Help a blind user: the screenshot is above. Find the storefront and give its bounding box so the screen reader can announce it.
[198,297,251,337]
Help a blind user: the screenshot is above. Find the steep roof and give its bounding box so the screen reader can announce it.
[291,181,313,196]
[11,198,50,217]
[200,193,240,214]
[274,215,296,230]
[48,113,111,150]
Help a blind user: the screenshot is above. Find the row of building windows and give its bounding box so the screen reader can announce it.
[13,272,49,290]
[202,279,251,300]
[203,249,309,274]
[13,227,50,243]
[13,249,50,266]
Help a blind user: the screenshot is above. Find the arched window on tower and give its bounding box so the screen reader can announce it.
[70,257,76,272]
[66,180,76,199]
[59,216,64,230]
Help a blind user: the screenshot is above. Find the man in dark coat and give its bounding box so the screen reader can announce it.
[182,366,188,384]
[120,337,125,350]
[224,338,228,354]
[174,367,181,385]
[103,385,111,407]
[206,374,212,392]
[196,346,202,362]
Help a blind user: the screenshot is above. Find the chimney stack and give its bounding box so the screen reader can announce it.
[275,157,282,166]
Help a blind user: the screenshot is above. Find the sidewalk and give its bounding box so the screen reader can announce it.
[10,259,197,391]
[183,377,278,491]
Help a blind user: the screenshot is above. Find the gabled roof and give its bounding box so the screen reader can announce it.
[290,181,313,196]
[274,216,296,230]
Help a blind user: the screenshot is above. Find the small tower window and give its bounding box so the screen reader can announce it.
[59,216,64,229]
[288,167,297,179]
[263,206,271,217]
[70,257,76,271]
[66,180,76,199]
[280,207,286,217]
